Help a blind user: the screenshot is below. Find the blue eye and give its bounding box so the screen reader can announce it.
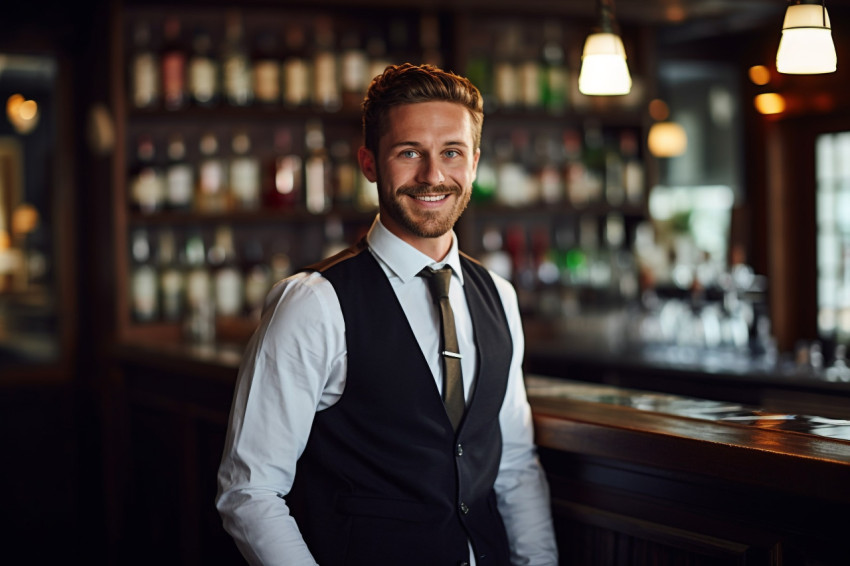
[445,149,460,158]
[401,150,419,158]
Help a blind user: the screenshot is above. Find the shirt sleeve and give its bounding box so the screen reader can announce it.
[215,272,347,566]
[491,274,559,566]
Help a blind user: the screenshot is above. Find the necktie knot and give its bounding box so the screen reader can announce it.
[420,267,452,301]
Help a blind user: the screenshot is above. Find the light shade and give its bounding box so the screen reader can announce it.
[647,121,687,158]
[776,3,837,74]
[578,32,632,96]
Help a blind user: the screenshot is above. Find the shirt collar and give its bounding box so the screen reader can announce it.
[366,215,464,286]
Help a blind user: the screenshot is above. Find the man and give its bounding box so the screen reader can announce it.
[216,63,558,565]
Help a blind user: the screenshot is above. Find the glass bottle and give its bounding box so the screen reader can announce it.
[312,15,341,112]
[252,31,281,106]
[304,120,333,214]
[129,134,165,214]
[188,27,219,108]
[419,13,443,68]
[563,129,588,207]
[282,25,311,109]
[129,21,159,109]
[164,133,194,211]
[331,139,357,208]
[365,32,391,87]
[160,16,188,111]
[541,21,569,114]
[264,128,303,210]
[196,132,228,213]
[493,24,520,111]
[339,30,368,112]
[229,131,261,211]
[157,228,185,322]
[605,134,626,207]
[209,225,244,318]
[621,129,645,205]
[184,230,215,344]
[130,229,159,322]
[221,10,252,107]
[242,238,272,321]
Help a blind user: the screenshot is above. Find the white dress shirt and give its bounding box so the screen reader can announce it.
[216,216,558,565]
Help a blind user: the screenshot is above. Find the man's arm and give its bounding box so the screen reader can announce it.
[491,275,559,566]
[216,273,346,565]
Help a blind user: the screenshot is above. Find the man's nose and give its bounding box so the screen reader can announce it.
[415,156,446,186]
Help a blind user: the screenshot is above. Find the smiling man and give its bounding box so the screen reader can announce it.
[216,63,558,566]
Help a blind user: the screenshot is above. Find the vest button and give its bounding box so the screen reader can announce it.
[459,562,470,566]
[460,502,469,514]
[456,443,463,456]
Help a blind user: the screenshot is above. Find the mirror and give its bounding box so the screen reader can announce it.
[0,54,60,365]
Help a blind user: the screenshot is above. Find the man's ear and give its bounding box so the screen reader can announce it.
[357,146,378,183]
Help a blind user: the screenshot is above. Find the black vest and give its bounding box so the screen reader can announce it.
[286,239,513,565]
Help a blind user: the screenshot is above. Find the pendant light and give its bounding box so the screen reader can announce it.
[776,1,837,74]
[578,0,632,96]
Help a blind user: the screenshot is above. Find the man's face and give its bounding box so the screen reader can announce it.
[360,101,479,242]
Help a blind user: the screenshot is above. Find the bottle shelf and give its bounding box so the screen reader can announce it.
[127,207,376,227]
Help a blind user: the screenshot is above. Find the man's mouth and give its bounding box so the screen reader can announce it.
[414,194,450,202]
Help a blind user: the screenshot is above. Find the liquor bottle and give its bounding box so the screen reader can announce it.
[605,135,626,207]
[495,132,531,207]
[221,10,252,107]
[188,27,219,108]
[582,124,606,204]
[130,229,159,322]
[282,25,311,109]
[339,30,368,112]
[129,21,159,109]
[365,32,391,86]
[129,134,165,214]
[465,31,494,113]
[536,134,565,205]
[209,225,244,318]
[493,25,520,110]
[471,137,497,203]
[160,17,187,111]
[304,120,332,214]
[620,130,645,205]
[196,132,228,213]
[184,230,214,343]
[157,228,185,322]
[252,31,281,106]
[480,226,512,281]
[330,139,357,208]
[164,133,194,211]
[229,131,261,210]
[518,35,542,110]
[242,238,272,321]
[563,129,588,207]
[541,22,569,114]
[312,15,341,112]
[264,128,303,209]
[419,13,443,68]
[322,216,348,258]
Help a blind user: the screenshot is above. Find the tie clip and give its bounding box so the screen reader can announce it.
[442,351,463,359]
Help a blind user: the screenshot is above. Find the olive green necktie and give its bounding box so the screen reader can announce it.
[420,267,465,431]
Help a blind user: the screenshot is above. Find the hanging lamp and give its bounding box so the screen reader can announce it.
[578,0,632,95]
[776,0,837,74]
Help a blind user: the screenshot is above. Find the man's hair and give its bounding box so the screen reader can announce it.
[361,63,484,155]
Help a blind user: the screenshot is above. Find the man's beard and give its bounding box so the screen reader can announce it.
[379,182,471,238]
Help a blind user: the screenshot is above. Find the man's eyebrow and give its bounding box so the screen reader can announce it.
[388,140,471,150]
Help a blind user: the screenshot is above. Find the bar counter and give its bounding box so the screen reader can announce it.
[107,340,850,565]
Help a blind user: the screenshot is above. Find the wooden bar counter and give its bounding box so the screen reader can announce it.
[105,342,850,565]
